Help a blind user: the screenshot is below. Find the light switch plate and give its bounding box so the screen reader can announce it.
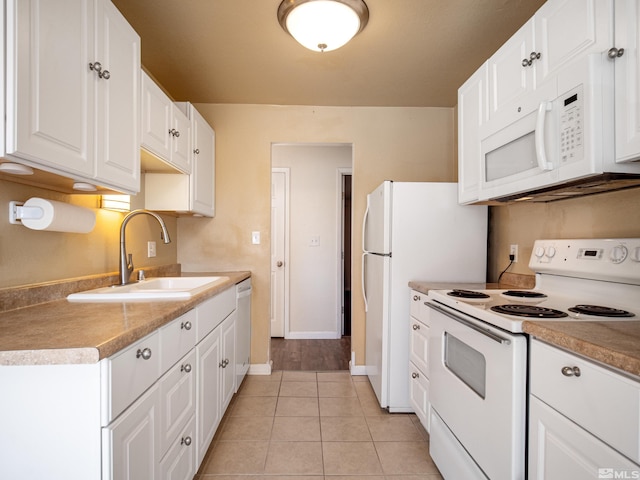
[252,231,261,244]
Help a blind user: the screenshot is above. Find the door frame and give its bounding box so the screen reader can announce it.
[271,167,290,338]
[336,167,353,337]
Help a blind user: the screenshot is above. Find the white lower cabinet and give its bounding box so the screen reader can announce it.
[160,416,196,480]
[196,322,222,467]
[408,289,430,432]
[529,339,640,478]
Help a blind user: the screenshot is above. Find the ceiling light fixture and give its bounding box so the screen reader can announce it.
[278,0,369,53]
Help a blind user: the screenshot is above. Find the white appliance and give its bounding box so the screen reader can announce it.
[479,54,640,203]
[427,238,640,480]
[362,181,487,411]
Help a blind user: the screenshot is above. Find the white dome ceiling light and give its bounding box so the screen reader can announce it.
[278,0,369,53]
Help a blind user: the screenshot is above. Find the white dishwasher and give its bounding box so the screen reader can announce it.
[235,278,252,390]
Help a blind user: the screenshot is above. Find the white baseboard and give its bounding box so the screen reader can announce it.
[248,363,272,375]
[349,362,367,376]
[285,331,340,340]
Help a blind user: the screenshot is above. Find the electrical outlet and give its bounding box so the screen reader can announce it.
[310,235,320,247]
[510,244,518,263]
[147,241,156,258]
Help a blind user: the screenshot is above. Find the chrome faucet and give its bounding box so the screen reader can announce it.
[119,209,171,285]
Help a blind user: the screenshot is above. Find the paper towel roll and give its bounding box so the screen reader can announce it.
[21,197,96,233]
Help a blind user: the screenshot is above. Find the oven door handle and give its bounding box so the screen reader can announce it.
[426,302,511,345]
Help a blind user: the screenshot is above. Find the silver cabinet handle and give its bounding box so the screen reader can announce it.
[194,148,200,154]
[89,61,102,74]
[181,320,192,330]
[136,347,152,360]
[412,372,419,379]
[169,128,177,137]
[181,436,192,446]
[412,324,420,330]
[522,51,541,67]
[608,47,625,59]
[181,363,192,373]
[277,261,283,267]
[101,69,110,80]
[413,294,420,301]
[219,358,229,368]
[561,366,581,377]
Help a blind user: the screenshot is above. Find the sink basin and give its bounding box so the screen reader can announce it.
[67,276,229,302]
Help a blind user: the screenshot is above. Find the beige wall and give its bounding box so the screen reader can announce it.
[488,188,640,281]
[177,104,457,367]
[0,179,177,288]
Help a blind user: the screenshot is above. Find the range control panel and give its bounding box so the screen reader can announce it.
[530,238,640,284]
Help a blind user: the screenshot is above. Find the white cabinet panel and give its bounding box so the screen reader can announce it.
[196,326,222,468]
[615,0,640,162]
[409,363,430,431]
[221,310,237,411]
[159,416,196,480]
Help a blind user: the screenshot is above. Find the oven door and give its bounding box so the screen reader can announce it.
[427,301,527,480]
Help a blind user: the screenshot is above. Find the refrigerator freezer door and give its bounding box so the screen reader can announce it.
[363,181,392,254]
[364,252,391,407]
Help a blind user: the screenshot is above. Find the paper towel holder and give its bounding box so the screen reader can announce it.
[9,200,39,225]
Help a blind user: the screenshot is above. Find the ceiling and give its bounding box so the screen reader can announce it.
[112,0,546,108]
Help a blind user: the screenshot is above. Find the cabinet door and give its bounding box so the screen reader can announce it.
[159,350,196,458]
[195,327,221,469]
[457,64,488,204]
[103,384,160,480]
[94,0,140,193]
[159,416,196,480]
[191,106,216,216]
[409,365,430,433]
[220,311,237,412]
[170,107,192,174]
[529,396,638,479]
[6,0,94,176]
[615,0,640,162]
[534,0,613,87]
[488,19,535,122]
[141,71,172,161]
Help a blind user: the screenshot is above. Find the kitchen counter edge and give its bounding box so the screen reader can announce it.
[0,271,250,366]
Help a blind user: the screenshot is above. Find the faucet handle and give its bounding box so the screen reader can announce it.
[127,253,134,272]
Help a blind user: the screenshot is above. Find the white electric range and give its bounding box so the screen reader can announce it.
[426,238,640,480]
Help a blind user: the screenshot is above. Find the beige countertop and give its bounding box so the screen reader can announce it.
[0,270,250,366]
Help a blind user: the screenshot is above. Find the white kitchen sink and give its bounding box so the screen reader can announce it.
[67,276,229,302]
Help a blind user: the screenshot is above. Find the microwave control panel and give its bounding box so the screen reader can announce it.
[559,86,584,166]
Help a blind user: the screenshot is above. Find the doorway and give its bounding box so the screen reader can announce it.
[270,144,353,341]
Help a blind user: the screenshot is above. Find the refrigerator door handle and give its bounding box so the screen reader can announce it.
[362,252,369,312]
[362,194,371,254]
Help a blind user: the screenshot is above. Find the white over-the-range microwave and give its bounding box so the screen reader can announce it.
[478,53,640,203]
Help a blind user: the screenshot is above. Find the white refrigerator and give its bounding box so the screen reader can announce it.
[362,181,487,411]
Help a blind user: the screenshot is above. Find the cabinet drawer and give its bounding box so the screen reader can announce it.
[409,362,430,433]
[410,290,430,325]
[160,309,197,373]
[160,350,196,458]
[530,340,640,463]
[409,318,429,375]
[196,287,236,343]
[102,331,161,425]
[160,415,196,480]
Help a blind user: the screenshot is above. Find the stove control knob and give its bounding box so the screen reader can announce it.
[534,246,545,258]
[546,246,557,258]
[610,245,628,264]
[631,247,640,262]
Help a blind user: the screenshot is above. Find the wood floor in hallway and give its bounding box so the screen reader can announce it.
[270,337,351,371]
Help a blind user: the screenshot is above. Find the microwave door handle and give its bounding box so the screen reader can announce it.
[535,101,554,171]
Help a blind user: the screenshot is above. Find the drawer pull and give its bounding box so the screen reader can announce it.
[412,372,419,379]
[181,363,192,373]
[413,295,420,301]
[181,436,192,446]
[412,324,420,330]
[136,347,152,360]
[181,320,192,330]
[219,358,229,368]
[561,366,581,377]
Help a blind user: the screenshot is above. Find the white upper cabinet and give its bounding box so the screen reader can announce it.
[457,63,488,204]
[145,103,216,217]
[141,71,192,174]
[614,0,640,163]
[4,0,140,194]
[485,0,611,131]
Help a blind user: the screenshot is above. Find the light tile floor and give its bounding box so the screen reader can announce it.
[195,371,443,479]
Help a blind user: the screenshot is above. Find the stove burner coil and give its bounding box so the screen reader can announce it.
[447,289,490,299]
[568,305,635,318]
[491,304,568,318]
[502,290,547,299]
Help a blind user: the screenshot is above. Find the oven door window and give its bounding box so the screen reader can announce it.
[444,332,486,398]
